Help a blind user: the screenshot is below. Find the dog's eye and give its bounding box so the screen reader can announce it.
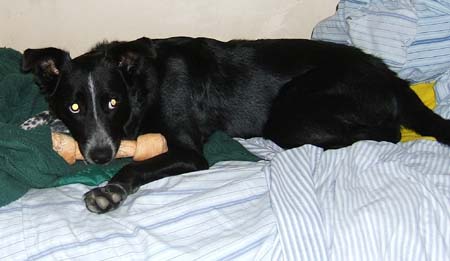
[108,98,118,109]
[69,103,80,114]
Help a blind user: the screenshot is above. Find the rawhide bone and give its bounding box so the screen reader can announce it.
[51,132,168,165]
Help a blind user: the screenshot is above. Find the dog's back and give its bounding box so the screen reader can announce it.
[143,38,406,146]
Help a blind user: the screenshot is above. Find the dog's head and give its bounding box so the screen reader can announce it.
[22,37,157,164]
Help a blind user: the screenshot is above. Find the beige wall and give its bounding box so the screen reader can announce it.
[1,0,338,56]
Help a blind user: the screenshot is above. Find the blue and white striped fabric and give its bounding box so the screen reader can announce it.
[1,137,449,260]
[0,160,277,260]
[312,0,450,83]
[434,70,450,119]
[271,141,450,261]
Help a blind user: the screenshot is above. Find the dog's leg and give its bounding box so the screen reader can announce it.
[394,78,450,145]
[263,69,402,149]
[83,146,208,214]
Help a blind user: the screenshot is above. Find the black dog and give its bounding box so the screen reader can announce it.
[22,37,450,213]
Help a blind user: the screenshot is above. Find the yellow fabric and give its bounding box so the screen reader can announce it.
[400,82,436,142]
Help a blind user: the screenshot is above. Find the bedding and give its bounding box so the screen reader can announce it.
[312,0,450,83]
[1,137,449,260]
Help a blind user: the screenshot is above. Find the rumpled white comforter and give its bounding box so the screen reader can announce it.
[1,137,449,260]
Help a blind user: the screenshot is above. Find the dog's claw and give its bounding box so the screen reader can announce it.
[83,183,128,214]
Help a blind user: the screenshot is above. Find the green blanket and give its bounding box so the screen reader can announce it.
[0,48,259,207]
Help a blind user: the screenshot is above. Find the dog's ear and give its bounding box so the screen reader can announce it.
[22,47,71,96]
[107,37,156,75]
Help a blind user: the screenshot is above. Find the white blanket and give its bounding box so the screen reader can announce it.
[1,138,449,260]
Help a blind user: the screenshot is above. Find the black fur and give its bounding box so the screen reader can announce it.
[22,37,450,213]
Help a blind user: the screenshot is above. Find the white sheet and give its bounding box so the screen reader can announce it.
[1,138,449,260]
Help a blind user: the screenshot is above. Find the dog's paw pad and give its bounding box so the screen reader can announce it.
[110,192,123,203]
[95,196,111,209]
[83,184,128,214]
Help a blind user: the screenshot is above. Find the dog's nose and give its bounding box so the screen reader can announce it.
[89,147,113,164]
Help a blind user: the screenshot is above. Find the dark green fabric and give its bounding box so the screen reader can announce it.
[203,131,260,166]
[0,48,260,207]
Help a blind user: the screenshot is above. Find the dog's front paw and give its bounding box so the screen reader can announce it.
[83,183,128,214]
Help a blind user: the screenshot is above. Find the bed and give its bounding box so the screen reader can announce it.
[1,0,450,260]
